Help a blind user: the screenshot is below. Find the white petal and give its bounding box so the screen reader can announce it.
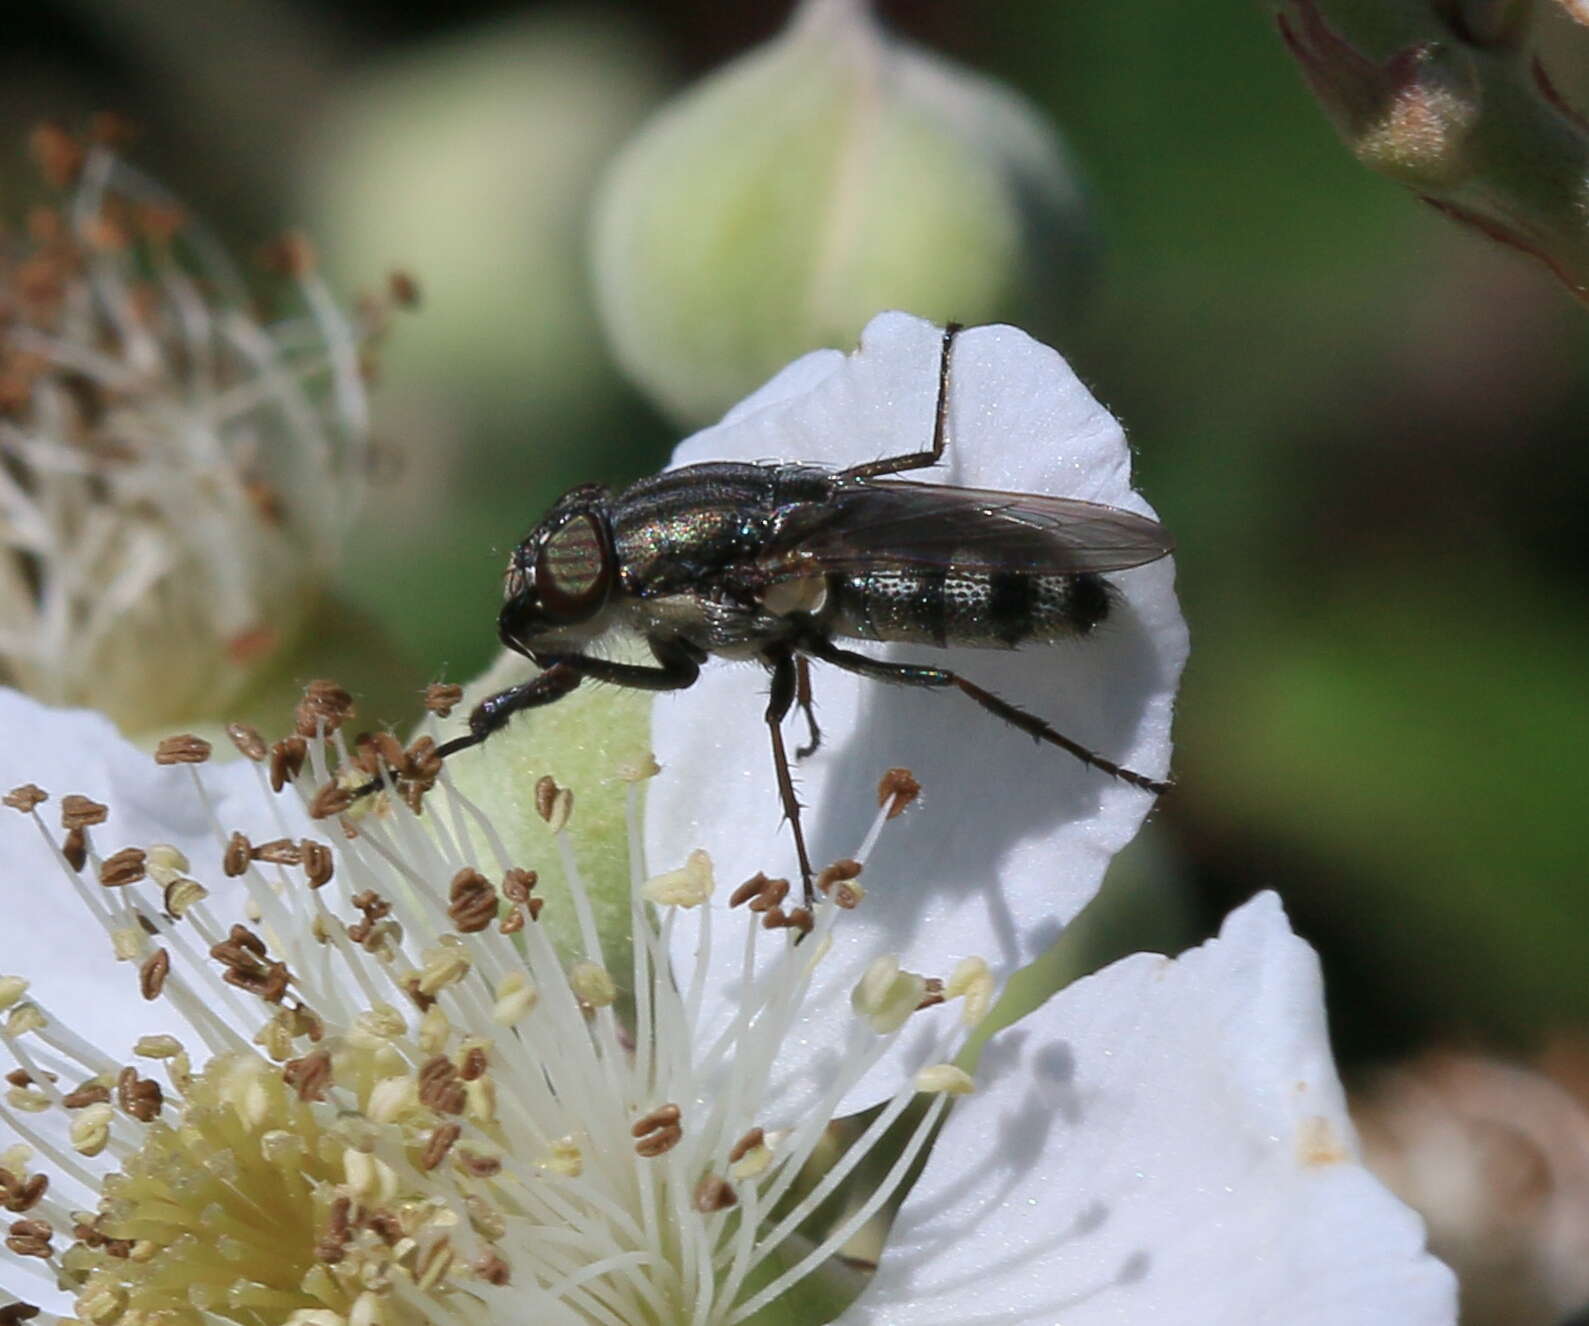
[648,312,1186,1117]
[0,690,296,1055]
[837,894,1457,1325]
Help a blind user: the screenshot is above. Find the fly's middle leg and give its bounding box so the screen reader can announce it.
[838,321,962,482]
[794,654,822,759]
[802,637,1171,796]
[764,647,818,912]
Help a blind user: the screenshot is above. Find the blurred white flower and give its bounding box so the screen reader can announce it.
[0,130,384,734]
[592,0,1091,425]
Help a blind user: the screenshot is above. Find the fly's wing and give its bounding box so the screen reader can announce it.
[763,480,1173,577]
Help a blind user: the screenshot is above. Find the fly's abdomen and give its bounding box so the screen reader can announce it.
[830,568,1112,648]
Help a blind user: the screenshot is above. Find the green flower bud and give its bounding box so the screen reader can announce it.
[436,649,652,985]
[305,10,669,429]
[592,0,1090,425]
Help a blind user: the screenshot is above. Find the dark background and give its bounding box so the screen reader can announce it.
[8,0,1588,1075]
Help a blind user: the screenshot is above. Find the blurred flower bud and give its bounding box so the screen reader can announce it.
[304,10,668,432]
[0,129,395,736]
[1279,0,1589,304]
[1355,1047,1589,1325]
[591,0,1090,425]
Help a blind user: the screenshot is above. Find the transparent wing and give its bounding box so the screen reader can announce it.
[764,480,1173,577]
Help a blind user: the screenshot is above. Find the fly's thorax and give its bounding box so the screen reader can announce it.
[610,462,833,593]
[830,567,1114,648]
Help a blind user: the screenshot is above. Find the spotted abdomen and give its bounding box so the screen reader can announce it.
[829,568,1112,648]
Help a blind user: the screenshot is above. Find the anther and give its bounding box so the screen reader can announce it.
[138,949,169,1000]
[502,867,537,903]
[162,878,207,917]
[5,1217,53,1258]
[2,785,46,813]
[420,1122,461,1172]
[61,1083,111,1109]
[153,734,211,765]
[769,907,814,936]
[0,1302,39,1324]
[259,230,317,279]
[308,781,355,820]
[315,1195,352,1263]
[269,736,308,792]
[816,858,862,894]
[301,839,334,888]
[115,1066,162,1121]
[222,832,253,877]
[424,682,462,716]
[404,736,442,784]
[693,1173,738,1212]
[354,731,405,778]
[731,872,790,912]
[347,891,395,951]
[632,1104,684,1157]
[210,924,291,1002]
[877,766,921,819]
[729,1127,765,1164]
[60,794,108,830]
[456,1149,502,1177]
[61,827,87,871]
[225,722,267,761]
[295,680,354,737]
[251,838,303,866]
[475,1250,511,1286]
[0,1168,46,1213]
[282,1049,333,1102]
[534,775,573,831]
[417,1056,466,1115]
[98,847,146,888]
[30,121,84,188]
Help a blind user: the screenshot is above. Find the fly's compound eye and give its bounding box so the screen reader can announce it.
[533,512,613,622]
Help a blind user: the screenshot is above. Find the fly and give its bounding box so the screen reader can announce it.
[365,323,1173,915]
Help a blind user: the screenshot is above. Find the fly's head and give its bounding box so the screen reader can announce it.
[500,484,617,657]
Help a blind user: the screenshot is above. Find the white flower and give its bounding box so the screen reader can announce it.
[0,693,1453,1325]
[0,314,1451,1323]
[0,134,382,733]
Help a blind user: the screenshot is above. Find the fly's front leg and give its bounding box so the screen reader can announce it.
[544,636,704,691]
[794,655,822,759]
[764,647,817,910]
[443,635,700,766]
[805,637,1170,796]
[350,637,703,802]
[838,321,961,481]
[436,664,583,761]
[349,662,584,800]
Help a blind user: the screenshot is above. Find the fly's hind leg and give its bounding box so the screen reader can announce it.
[838,322,962,481]
[804,637,1170,796]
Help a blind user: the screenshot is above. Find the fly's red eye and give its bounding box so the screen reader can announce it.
[534,513,612,620]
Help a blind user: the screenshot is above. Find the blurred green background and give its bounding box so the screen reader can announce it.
[8,0,1587,1076]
